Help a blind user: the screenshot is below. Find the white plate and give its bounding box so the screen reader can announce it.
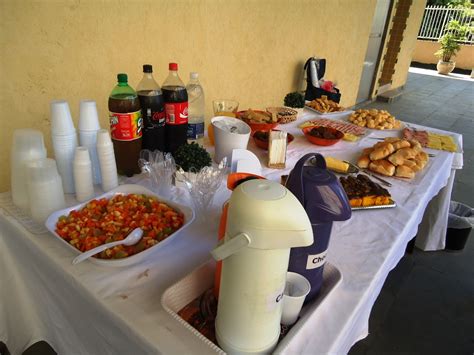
[45,184,195,267]
[305,104,354,118]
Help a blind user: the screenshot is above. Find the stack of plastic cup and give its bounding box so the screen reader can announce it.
[73,147,95,202]
[78,100,101,185]
[26,158,65,224]
[96,129,118,192]
[51,100,78,194]
[11,129,47,210]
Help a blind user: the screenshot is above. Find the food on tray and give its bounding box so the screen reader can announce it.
[55,194,184,259]
[266,107,298,124]
[349,109,402,130]
[339,174,392,208]
[357,138,429,179]
[324,156,349,174]
[403,128,458,152]
[239,109,275,123]
[300,118,367,137]
[308,126,341,139]
[306,95,345,113]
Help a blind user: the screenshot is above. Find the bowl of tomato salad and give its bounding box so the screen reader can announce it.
[45,184,195,266]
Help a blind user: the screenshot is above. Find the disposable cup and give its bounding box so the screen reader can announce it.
[281,272,311,326]
[74,148,94,202]
[96,130,118,192]
[211,116,250,165]
[26,158,65,223]
[11,129,47,210]
[52,132,77,194]
[78,100,100,131]
[79,131,101,185]
[51,100,76,136]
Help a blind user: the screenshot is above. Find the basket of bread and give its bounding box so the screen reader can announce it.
[237,109,280,132]
[349,109,402,130]
[266,107,298,124]
[357,138,429,179]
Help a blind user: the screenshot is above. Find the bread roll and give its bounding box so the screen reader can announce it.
[391,139,411,150]
[384,137,400,143]
[414,151,429,170]
[369,143,395,161]
[403,159,418,169]
[357,147,373,168]
[387,147,417,166]
[369,159,395,176]
[395,165,415,179]
[409,139,422,152]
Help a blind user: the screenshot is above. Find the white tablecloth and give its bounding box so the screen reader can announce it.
[0,111,463,354]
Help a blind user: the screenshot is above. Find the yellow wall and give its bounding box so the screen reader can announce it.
[0,0,379,192]
[413,40,474,70]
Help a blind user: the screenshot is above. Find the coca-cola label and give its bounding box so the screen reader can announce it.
[306,250,328,270]
[109,110,143,141]
[165,102,188,125]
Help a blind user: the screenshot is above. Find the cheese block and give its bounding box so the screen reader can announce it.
[324,156,349,174]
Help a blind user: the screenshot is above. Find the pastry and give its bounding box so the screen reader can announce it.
[369,143,395,161]
[387,147,417,166]
[395,165,415,179]
[369,160,395,176]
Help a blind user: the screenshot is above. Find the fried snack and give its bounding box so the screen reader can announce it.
[369,142,395,161]
[307,95,345,113]
[349,109,402,130]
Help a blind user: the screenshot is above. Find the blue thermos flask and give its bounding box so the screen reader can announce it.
[286,153,352,302]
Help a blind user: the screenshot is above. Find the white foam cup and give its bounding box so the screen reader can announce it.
[78,100,100,132]
[211,116,251,165]
[52,133,77,194]
[11,129,47,210]
[73,147,94,202]
[79,130,101,185]
[96,129,118,192]
[50,100,75,136]
[26,158,65,224]
[281,272,311,326]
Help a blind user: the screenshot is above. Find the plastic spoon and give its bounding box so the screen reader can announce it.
[72,228,143,265]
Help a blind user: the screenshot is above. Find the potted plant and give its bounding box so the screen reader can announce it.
[284,91,305,116]
[435,20,470,75]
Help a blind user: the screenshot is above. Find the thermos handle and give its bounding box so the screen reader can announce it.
[288,153,326,205]
[210,233,251,261]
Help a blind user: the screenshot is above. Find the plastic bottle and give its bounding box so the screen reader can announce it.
[186,72,205,144]
[162,63,188,154]
[108,73,143,177]
[137,64,166,152]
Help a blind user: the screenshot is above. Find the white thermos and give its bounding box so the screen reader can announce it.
[211,179,313,354]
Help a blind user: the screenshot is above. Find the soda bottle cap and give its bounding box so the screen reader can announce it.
[117,73,128,83]
[169,63,178,71]
[190,72,199,79]
[143,64,153,73]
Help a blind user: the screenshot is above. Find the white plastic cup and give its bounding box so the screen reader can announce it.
[211,116,251,165]
[96,129,118,192]
[79,130,101,185]
[50,100,75,136]
[78,100,100,131]
[73,147,94,202]
[280,272,311,326]
[52,132,77,194]
[26,158,65,224]
[11,129,47,210]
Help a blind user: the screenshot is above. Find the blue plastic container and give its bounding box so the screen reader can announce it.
[285,153,351,302]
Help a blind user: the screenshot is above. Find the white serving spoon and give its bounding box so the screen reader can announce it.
[72,228,143,265]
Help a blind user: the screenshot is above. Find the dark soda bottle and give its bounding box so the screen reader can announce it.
[108,73,143,177]
[162,63,188,154]
[137,64,165,152]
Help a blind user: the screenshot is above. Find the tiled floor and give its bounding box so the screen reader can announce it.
[349,67,474,355]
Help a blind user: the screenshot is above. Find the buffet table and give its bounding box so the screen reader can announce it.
[0,110,463,354]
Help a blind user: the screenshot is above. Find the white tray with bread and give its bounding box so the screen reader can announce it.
[356,138,434,185]
[347,109,404,131]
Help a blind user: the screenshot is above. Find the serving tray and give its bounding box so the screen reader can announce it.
[351,199,397,211]
[161,259,342,353]
[45,184,195,267]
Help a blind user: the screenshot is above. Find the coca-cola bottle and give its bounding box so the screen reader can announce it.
[137,64,165,152]
[162,63,188,154]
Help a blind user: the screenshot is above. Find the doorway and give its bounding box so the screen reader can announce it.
[356,0,393,103]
